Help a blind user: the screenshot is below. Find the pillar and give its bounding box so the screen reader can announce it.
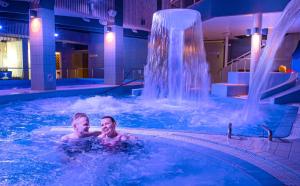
[250,13,262,86]
[104,25,124,85]
[29,7,56,90]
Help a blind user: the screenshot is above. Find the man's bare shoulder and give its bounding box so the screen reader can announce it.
[61,133,77,142]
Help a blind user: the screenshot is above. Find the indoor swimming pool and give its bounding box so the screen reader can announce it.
[0,94,296,184]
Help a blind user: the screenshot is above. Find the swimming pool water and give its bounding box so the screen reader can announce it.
[0,95,297,138]
[0,95,292,185]
[0,132,281,185]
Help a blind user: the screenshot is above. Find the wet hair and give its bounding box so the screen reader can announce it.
[101,116,116,123]
[71,113,89,126]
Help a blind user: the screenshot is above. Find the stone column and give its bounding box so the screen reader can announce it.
[250,13,262,86]
[104,25,124,85]
[29,8,56,90]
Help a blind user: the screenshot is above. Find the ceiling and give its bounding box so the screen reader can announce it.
[202,12,300,40]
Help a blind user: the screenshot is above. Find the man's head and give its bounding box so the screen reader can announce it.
[100,116,117,137]
[71,113,90,135]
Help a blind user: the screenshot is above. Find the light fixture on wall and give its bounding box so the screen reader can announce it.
[54,33,59,37]
[245,27,268,36]
[261,28,268,36]
[30,18,41,33]
[29,10,37,19]
[246,29,251,36]
[106,26,112,32]
[105,31,114,43]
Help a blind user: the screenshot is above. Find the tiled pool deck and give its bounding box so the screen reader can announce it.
[1,85,300,185]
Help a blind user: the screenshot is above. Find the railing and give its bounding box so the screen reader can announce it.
[0,67,145,81]
[124,68,144,81]
[99,67,144,95]
[227,122,273,141]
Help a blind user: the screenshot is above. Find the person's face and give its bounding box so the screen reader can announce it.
[101,118,116,136]
[74,117,90,134]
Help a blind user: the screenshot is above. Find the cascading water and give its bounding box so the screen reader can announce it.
[142,9,210,103]
[245,0,300,119]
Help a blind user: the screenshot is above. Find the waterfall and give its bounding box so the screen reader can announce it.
[142,9,210,103]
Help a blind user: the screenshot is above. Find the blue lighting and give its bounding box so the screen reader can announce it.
[54,33,58,37]
[0,25,2,30]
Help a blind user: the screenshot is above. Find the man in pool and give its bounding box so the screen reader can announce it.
[61,113,101,141]
[98,116,133,146]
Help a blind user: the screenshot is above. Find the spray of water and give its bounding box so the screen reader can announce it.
[142,9,210,103]
[245,0,300,119]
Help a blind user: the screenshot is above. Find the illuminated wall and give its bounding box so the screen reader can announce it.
[5,41,23,78]
[0,40,23,78]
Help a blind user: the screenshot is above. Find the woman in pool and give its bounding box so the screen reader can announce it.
[98,116,134,146]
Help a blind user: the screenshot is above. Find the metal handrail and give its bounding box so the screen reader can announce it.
[100,68,144,95]
[227,123,232,139]
[227,44,266,67]
[0,66,145,81]
[261,125,273,141]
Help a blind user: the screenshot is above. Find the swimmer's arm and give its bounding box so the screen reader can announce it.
[60,134,70,142]
[87,131,101,137]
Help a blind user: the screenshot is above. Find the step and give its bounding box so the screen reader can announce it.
[211,83,248,97]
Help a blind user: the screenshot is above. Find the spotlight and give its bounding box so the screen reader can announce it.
[54,33,59,37]
[245,28,251,37]
[0,25,2,30]
[252,27,260,34]
[261,28,268,36]
[29,10,37,19]
[106,26,112,32]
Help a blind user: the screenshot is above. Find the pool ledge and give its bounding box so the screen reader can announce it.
[0,82,143,104]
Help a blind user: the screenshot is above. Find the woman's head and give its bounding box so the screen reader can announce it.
[100,116,117,136]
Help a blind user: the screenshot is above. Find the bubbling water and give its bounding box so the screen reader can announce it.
[142,9,210,103]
